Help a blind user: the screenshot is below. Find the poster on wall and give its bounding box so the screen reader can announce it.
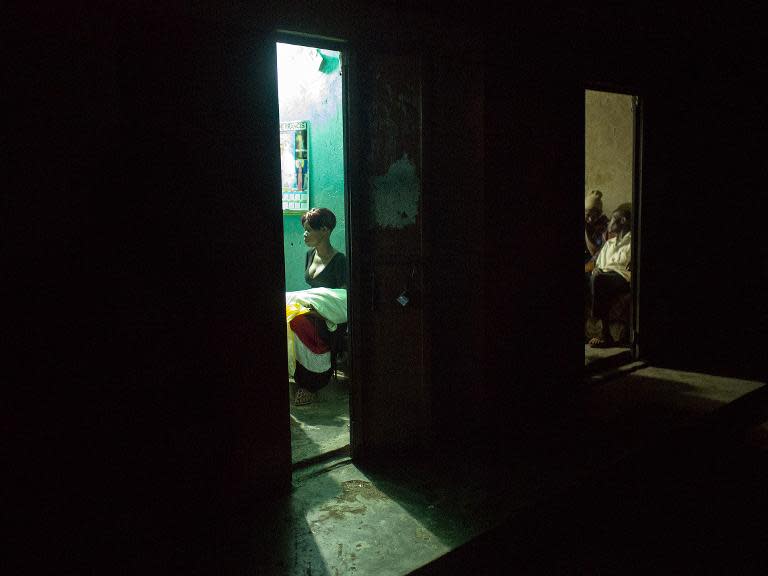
[280,121,310,213]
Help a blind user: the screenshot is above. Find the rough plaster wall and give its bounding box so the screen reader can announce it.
[278,44,346,291]
[585,90,634,215]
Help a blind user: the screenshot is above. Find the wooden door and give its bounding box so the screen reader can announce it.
[347,50,428,456]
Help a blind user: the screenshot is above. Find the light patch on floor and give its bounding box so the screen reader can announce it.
[585,344,630,367]
[629,366,765,403]
[292,464,451,576]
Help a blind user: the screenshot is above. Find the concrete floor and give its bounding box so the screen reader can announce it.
[584,343,631,370]
[414,413,768,575]
[290,372,351,465]
[252,365,766,575]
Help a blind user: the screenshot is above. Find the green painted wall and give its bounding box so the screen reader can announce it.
[277,44,345,292]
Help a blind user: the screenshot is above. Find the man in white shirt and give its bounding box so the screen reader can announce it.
[586,203,632,347]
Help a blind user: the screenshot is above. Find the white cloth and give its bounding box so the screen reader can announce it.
[293,336,332,373]
[285,288,347,376]
[595,231,632,282]
[285,288,347,331]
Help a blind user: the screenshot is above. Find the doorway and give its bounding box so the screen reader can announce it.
[276,39,352,465]
[584,88,641,371]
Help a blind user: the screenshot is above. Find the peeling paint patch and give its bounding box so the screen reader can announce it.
[372,154,420,228]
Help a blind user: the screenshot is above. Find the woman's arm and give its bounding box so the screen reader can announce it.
[585,227,600,256]
[334,253,348,290]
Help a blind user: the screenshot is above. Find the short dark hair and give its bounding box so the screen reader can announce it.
[301,207,336,231]
[614,203,632,222]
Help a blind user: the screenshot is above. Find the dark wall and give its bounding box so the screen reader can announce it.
[421,29,487,441]
[480,13,586,433]
[476,4,768,440]
[578,6,768,378]
[14,4,292,570]
[638,36,768,378]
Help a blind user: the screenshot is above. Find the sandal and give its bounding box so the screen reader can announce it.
[294,387,314,406]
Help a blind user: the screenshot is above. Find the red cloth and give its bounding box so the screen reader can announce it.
[290,315,330,354]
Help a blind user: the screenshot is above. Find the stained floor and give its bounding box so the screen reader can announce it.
[249,365,766,575]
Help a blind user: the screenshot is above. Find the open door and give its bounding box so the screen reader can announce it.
[347,50,430,457]
[584,88,642,370]
[276,36,354,467]
[275,33,430,464]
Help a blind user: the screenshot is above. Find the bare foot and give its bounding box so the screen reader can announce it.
[588,336,614,348]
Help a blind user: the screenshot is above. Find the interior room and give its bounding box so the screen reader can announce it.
[277,41,352,465]
[15,3,768,575]
[584,89,637,370]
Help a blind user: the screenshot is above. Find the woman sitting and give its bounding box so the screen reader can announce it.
[292,207,347,405]
[584,189,609,273]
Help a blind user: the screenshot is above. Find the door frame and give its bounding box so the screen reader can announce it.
[274,31,363,461]
[584,83,644,361]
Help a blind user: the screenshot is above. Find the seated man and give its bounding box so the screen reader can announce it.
[586,203,632,347]
[584,189,609,273]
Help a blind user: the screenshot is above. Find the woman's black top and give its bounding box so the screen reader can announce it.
[304,249,347,289]
[302,249,348,363]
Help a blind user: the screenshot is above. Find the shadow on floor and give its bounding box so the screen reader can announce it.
[254,366,766,575]
[291,374,351,465]
[227,465,346,575]
[411,415,768,575]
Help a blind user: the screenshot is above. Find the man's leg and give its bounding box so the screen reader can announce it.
[590,271,630,346]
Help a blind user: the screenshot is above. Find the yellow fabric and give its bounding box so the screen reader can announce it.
[286,302,311,377]
[286,302,311,323]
